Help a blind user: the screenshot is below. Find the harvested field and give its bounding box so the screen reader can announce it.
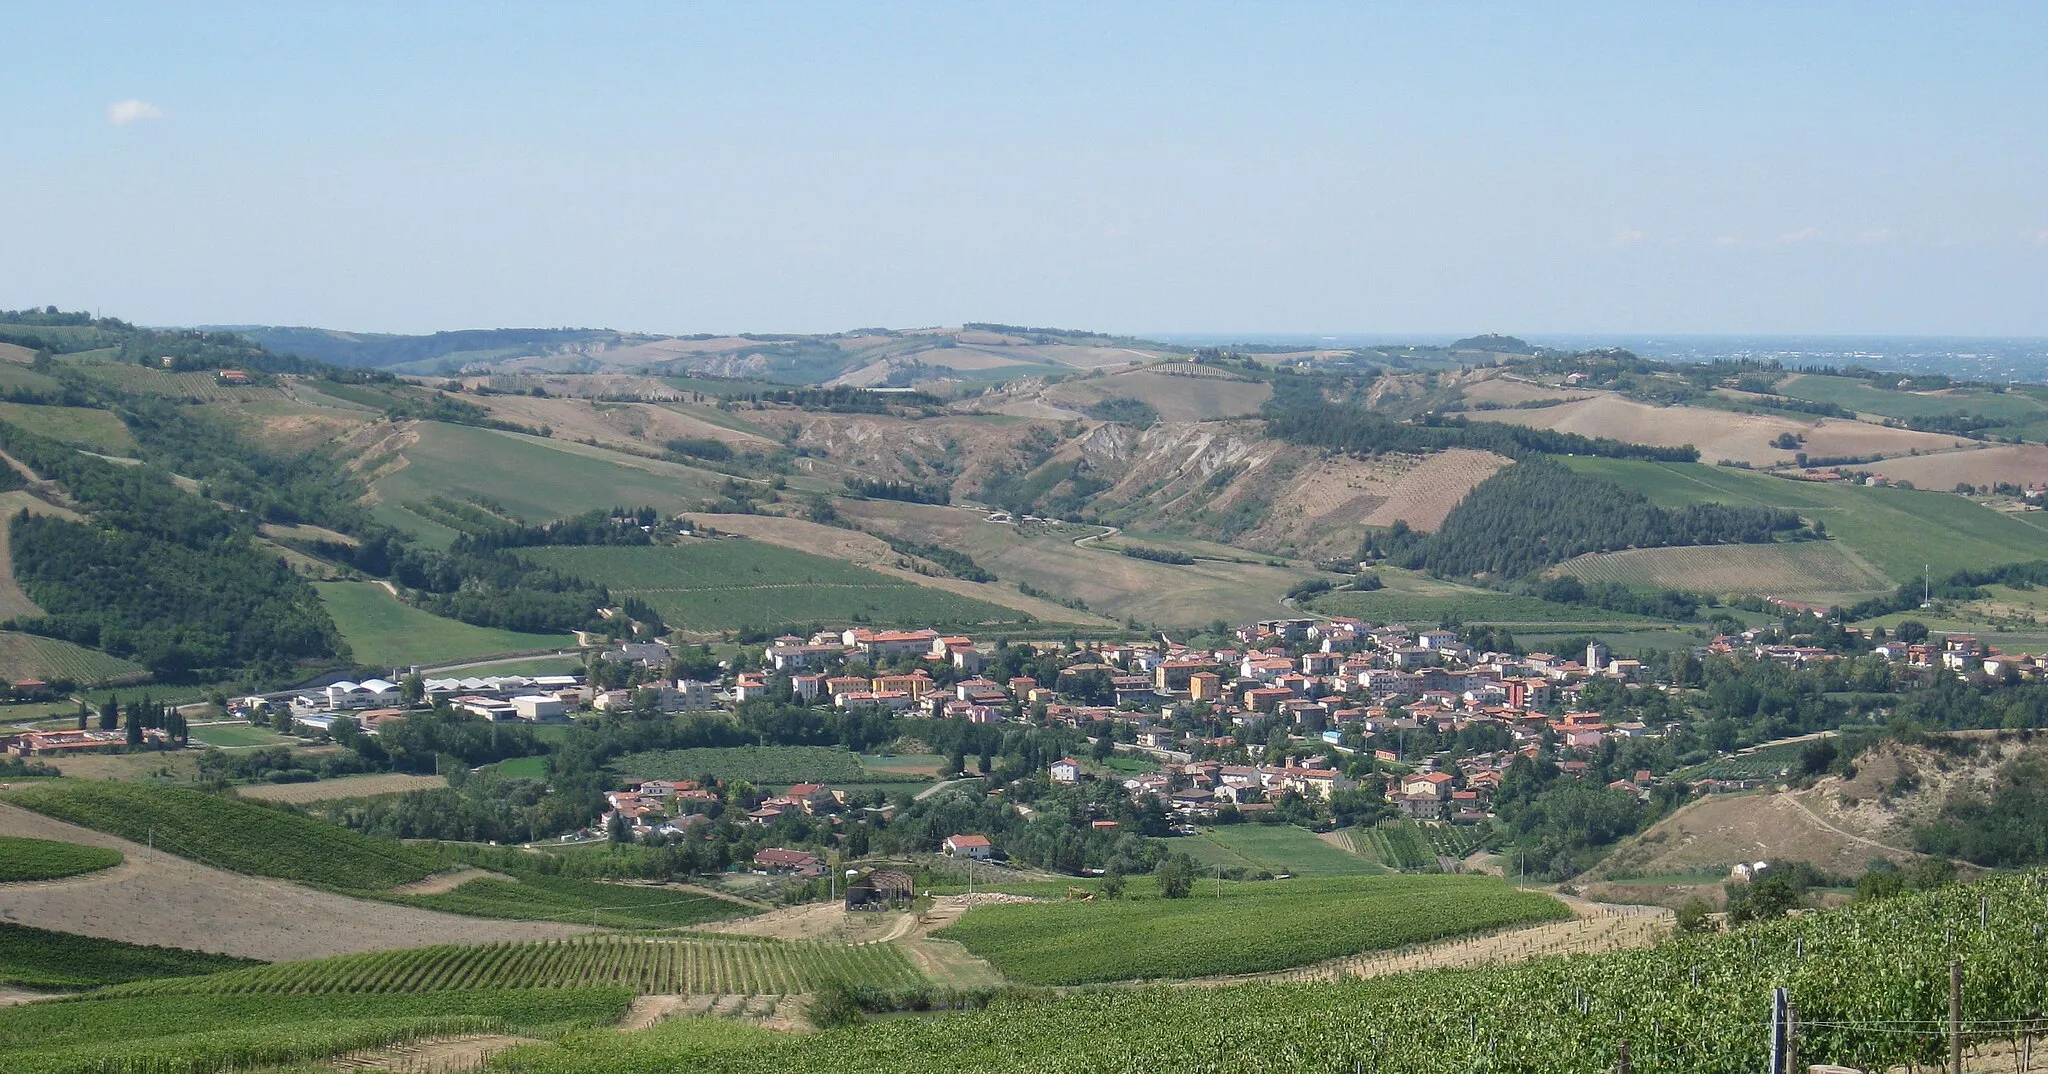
[236,773,450,803]
[0,802,590,962]
[1554,541,1893,603]
[1458,378,1592,407]
[1044,369,1272,422]
[467,394,775,453]
[1867,443,2048,488]
[1482,395,1952,466]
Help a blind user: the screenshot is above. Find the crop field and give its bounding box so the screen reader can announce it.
[612,746,877,786]
[1779,373,2048,421]
[0,402,134,453]
[0,835,122,882]
[1563,457,2048,583]
[521,541,1027,631]
[935,874,1567,984]
[0,988,630,1074]
[235,773,450,803]
[386,874,756,929]
[0,631,147,686]
[4,780,441,890]
[486,871,2048,1074]
[315,580,574,666]
[108,934,922,999]
[1554,540,1893,603]
[1175,824,1381,877]
[1867,443,2048,489]
[0,922,257,990]
[1311,569,1659,626]
[364,422,730,534]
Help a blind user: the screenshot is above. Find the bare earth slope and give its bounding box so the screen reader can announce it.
[0,802,590,961]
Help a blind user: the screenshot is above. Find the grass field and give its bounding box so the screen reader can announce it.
[315,581,574,666]
[1176,824,1382,877]
[1562,458,2048,584]
[187,722,293,748]
[611,745,884,785]
[0,988,630,1074]
[385,875,757,929]
[0,835,122,882]
[520,541,1029,631]
[0,402,134,453]
[0,922,256,990]
[1779,374,2048,422]
[0,631,148,686]
[235,772,450,803]
[104,934,921,998]
[1311,569,1663,626]
[4,780,441,890]
[363,422,731,537]
[935,874,1568,984]
[1554,540,1894,603]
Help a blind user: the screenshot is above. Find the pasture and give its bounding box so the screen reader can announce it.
[316,581,574,666]
[935,874,1568,984]
[1176,824,1381,877]
[1554,540,1893,604]
[519,540,1028,631]
[0,402,134,453]
[1561,458,2048,584]
[1779,374,2048,421]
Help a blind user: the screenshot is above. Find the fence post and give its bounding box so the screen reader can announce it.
[1951,961,1964,1074]
[1617,1037,1632,1074]
[1786,998,1799,1074]
[1770,987,1789,1074]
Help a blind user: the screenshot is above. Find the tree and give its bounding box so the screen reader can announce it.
[1675,897,1714,933]
[99,695,119,732]
[1896,620,1930,643]
[1091,734,1116,761]
[1156,853,1196,899]
[124,707,143,746]
[1101,867,1126,900]
[74,701,87,730]
[606,812,633,844]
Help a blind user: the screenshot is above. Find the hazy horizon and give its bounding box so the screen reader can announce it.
[5,3,2044,337]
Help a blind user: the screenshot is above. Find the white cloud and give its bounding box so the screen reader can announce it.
[1857,228,1898,245]
[1609,228,1646,248]
[107,99,165,126]
[1773,226,1822,245]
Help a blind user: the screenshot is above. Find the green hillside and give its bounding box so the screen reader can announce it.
[315,580,573,666]
[1561,458,2048,583]
[0,923,257,990]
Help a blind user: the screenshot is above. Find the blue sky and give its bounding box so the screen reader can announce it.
[2,2,2043,336]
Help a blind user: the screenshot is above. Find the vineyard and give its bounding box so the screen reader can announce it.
[1673,739,1809,781]
[385,874,757,929]
[612,746,878,786]
[0,988,630,1074]
[3,781,441,889]
[66,361,289,403]
[482,870,2048,1074]
[935,875,1568,984]
[518,542,1026,631]
[101,934,924,999]
[1350,820,1472,871]
[0,631,147,687]
[0,835,122,882]
[0,923,257,990]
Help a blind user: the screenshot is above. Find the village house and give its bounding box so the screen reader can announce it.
[941,833,994,860]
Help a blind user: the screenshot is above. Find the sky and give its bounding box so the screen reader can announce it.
[2,2,2044,337]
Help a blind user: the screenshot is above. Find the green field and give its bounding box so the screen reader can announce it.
[187,722,293,748]
[1555,540,1894,603]
[0,402,134,453]
[4,781,440,890]
[0,836,122,882]
[1779,374,2047,422]
[105,934,920,999]
[0,631,148,686]
[612,745,884,785]
[1311,569,1662,626]
[1562,458,2048,584]
[315,581,574,666]
[494,755,550,778]
[1672,740,1815,781]
[935,874,1567,984]
[0,988,629,1074]
[0,923,255,990]
[365,422,729,536]
[520,541,1028,631]
[384,874,756,929]
[1176,824,1383,877]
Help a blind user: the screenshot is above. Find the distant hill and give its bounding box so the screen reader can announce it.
[1449,334,1535,354]
[217,326,617,370]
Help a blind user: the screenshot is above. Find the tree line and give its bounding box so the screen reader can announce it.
[1262,406,1701,463]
